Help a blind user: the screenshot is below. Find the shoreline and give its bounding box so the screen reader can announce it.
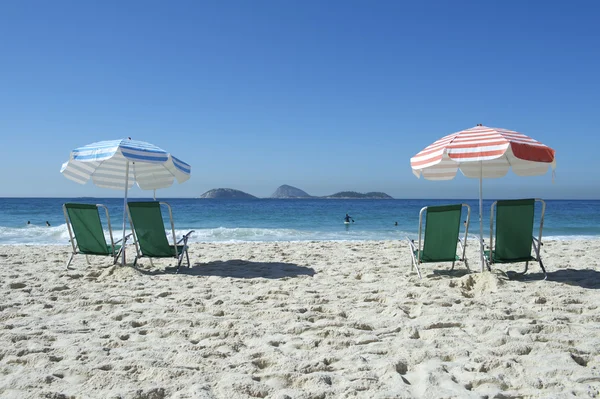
[1,235,600,247]
[1,240,599,398]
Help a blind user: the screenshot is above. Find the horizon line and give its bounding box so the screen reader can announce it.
[0,196,598,201]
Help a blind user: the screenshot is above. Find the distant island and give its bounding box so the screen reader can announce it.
[198,185,393,199]
[198,188,257,199]
[269,185,392,199]
[270,185,312,199]
[322,191,393,199]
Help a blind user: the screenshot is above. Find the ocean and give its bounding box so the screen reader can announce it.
[0,198,598,245]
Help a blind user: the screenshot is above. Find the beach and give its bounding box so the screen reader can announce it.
[1,240,599,399]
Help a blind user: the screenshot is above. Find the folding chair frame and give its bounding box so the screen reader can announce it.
[407,203,471,278]
[127,201,194,273]
[485,198,547,279]
[63,203,129,269]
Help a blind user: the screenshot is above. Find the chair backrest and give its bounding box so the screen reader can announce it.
[493,199,535,261]
[127,201,174,257]
[64,203,110,255]
[421,204,462,262]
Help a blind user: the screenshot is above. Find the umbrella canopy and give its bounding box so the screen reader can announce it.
[61,138,191,265]
[61,139,191,189]
[410,125,556,271]
[411,125,556,180]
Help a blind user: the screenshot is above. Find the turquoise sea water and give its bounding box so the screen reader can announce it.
[0,198,598,245]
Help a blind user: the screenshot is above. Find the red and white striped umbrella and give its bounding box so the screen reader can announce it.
[411,125,556,180]
[410,125,556,272]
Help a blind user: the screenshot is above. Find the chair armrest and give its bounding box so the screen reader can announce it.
[115,233,133,245]
[176,230,195,245]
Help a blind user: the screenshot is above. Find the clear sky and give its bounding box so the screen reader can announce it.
[0,0,598,199]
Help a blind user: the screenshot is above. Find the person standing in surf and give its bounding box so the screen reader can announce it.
[344,213,354,223]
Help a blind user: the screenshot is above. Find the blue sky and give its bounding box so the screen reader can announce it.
[0,0,598,199]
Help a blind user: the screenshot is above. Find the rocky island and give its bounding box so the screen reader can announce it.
[198,188,257,199]
[198,186,393,199]
[270,185,312,199]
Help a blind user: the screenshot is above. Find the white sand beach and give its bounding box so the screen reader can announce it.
[1,240,599,399]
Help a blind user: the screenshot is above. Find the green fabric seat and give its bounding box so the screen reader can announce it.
[414,250,460,262]
[485,199,547,279]
[127,201,194,272]
[484,250,535,264]
[63,203,126,268]
[407,204,471,278]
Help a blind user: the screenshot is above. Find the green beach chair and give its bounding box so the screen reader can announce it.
[63,203,129,269]
[407,204,471,278]
[484,198,547,279]
[126,201,194,272]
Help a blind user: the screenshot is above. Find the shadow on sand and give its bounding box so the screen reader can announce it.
[507,268,600,289]
[429,268,472,278]
[135,259,316,279]
[428,266,600,289]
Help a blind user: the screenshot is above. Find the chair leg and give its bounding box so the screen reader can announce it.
[409,250,421,278]
[463,258,470,272]
[409,255,422,278]
[407,240,421,278]
[538,258,547,280]
[133,256,139,267]
[532,240,547,280]
[176,252,184,273]
[450,260,455,271]
[113,247,123,265]
[484,254,492,272]
[519,261,529,275]
[65,253,74,270]
[85,255,91,265]
[182,237,191,269]
[409,255,416,273]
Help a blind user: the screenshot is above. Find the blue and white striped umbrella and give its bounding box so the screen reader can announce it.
[61,138,191,190]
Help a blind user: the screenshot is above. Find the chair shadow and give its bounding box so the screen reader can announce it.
[135,259,316,279]
[430,268,472,278]
[506,268,600,289]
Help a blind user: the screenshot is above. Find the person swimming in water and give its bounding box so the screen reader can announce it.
[46,221,51,227]
[344,213,354,223]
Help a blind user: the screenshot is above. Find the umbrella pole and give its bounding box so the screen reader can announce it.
[122,161,130,266]
[479,161,484,272]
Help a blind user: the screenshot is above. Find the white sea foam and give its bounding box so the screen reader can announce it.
[0,224,72,245]
[183,227,409,243]
[543,235,600,241]
[0,224,595,245]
